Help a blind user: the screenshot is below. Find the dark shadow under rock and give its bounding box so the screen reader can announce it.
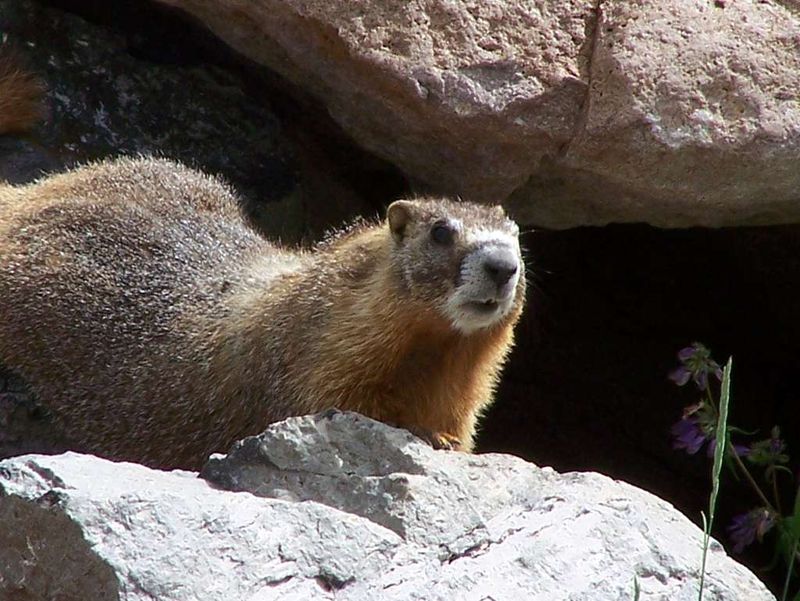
[478,223,800,595]
[0,491,119,600]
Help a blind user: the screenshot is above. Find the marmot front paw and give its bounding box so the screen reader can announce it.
[403,425,462,451]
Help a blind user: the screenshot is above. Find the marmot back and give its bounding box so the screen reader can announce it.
[0,156,526,468]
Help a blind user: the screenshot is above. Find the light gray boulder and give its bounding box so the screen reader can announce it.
[0,411,775,600]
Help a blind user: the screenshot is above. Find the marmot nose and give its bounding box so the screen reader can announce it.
[483,251,518,287]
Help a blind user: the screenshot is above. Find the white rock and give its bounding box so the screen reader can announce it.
[0,412,775,600]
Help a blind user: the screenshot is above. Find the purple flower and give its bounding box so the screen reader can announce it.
[677,346,696,362]
[727,508,775,553]
[669,343,723,391]
[668,366,692,386]
[704,438,750,458]
[747,426,789,466]
[671,418,708,455]
[694,368,710,391]
[733,443,750,457]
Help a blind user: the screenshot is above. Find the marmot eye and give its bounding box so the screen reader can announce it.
[431,222,455,245]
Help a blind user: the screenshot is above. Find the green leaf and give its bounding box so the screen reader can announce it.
[698,357,732,601]
[793,487,800,533]
[781,537,799,601]
[780,488,800,601]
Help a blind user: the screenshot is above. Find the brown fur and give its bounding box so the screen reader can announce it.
[0,163,524,469]
[0,45,45,134]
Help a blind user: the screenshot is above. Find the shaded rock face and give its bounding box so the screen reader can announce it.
[0,413,777,600]
[2,0,293,209]
[155,0,800,228]
[1,0,406,238]
[0,493,119,600]
[476,223,800,598]
[482,224,800,519]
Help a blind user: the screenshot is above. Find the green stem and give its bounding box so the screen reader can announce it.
[780,538,798,601]
[728,443,775,513]
[704,384,718,413]
[699,512,710,601]
[772,471,783,516]
[705,382,775,513]
[699,359,732,601]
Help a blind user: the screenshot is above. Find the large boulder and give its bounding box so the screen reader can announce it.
[557,0,800,228]
[155,0,593,219]
[155,0,800,228]
[0,412,775,600]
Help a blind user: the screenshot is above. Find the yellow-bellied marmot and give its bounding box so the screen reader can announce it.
[0,63,526,470]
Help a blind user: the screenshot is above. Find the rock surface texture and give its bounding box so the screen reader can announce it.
[1,0,296,203]
[0,412,775,600]
[156,0,800,228]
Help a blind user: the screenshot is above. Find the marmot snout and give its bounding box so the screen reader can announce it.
[386,199,522,334]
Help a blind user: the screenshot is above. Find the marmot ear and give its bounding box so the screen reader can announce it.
[387,200,414,243]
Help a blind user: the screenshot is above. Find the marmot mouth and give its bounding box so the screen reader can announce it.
[465,299,500,314]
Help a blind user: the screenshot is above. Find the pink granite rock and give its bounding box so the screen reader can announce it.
[157,0,800,227]
[560,0,800,227]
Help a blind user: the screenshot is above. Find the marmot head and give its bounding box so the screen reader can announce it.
[387,198,525,334]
